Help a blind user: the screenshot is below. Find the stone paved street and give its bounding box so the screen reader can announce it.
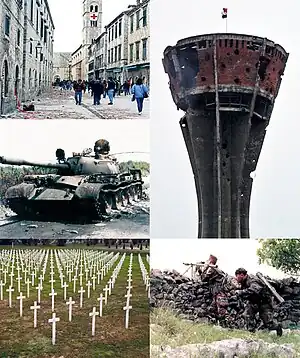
[0,88,150,120]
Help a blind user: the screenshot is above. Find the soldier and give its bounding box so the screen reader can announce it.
[94,139,110,158]
[196,254,218,281]
[234,268,282,336]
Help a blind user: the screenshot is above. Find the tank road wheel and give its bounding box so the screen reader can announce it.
[103,193,113,215]
[132,185,142,202]
[114,189,127,210]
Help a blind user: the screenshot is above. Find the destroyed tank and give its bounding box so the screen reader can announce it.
[0,139,143,220]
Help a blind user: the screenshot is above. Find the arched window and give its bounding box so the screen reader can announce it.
[95,5,98,12]
[90,5,93,12]
[34,70,37,87]
[29,68,32,89]
[3,60,9,97]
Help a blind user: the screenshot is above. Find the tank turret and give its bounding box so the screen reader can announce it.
[0,140,144,221]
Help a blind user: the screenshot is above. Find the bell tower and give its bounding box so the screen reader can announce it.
[82,0,103,80]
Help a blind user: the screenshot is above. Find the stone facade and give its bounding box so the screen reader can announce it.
[126,0,150,85]
[53,52,72,82]
[22,0,55,102]
[105,11,129,83]
[0,0,55,114]
[88,0,150,85]
[0,0,24,114]
[71,45,83,81]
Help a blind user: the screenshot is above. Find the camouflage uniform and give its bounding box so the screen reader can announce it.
[199,264,237,327]
[237,274,277,332]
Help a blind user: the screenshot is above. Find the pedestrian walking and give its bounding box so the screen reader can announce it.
[91,80,104,105]
[106,77,116,105]
[131,78,149,114]
[102,80,107,98]
[73,79,84,105]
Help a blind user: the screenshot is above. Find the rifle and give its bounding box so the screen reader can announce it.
[256,272,284,303]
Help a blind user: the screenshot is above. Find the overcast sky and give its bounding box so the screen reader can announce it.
[48,0,134,52]
[0,120,149,163]
[151,239,290,279]
[150,0,300,238]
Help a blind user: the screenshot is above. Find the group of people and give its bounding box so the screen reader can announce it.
[70,77,149,115]
[196,255,283,336]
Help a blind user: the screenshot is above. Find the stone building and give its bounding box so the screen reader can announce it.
[53,52,72,83]
[87,0,150,86]
[0,0,24,114]
[71,45,83,81]
[126,0,150,85]
[0,0,55,114]
[87,30,107,81]
[23,0,54,101]
[105,11,130,83]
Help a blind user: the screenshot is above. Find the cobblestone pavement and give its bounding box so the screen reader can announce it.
[0,88,150,120]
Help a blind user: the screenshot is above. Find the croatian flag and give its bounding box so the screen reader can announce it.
[222,8,228,19]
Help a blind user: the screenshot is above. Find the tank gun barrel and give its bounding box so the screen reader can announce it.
[0,156,70,170]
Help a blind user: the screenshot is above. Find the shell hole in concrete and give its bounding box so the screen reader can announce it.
[222,162,226,167]
[221,63,226,69]
[270,88,273,94]
[246,67,250,73]
[273,68,276,71]
[265,88,269,91]
[234,78,240,84]
[234,49,239,55]
[227,52,230,56]
[226,153,230,158]
[201,76,206,82]
[227,178,231,183]
[222,143,227,149]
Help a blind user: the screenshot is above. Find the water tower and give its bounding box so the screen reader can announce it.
[163,33,288,238]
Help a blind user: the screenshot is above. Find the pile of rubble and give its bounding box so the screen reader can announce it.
[150,269,300,329]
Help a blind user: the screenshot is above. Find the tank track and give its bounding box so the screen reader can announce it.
[94,181,143,219]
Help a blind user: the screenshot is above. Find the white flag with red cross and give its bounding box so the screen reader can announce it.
[221,8,228,19]
[90,13,98,21]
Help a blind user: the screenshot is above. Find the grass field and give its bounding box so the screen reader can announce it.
[151,308,300,357]
[0,248,150,358]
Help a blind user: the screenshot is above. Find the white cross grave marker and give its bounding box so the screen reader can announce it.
[97,293,103,316]
[62,282,68,301]
[86,280,92,299]
[49,289,57,312]
[66,297,75,322]
[48,313,60,345]
[30,301,40,328]
[0,280,4,300]
[103,285,109,305]
[89,307,99,336]
[6,286,14,308]
[123,301,132,329]
[17,292,26,317]
[78,287,85,308]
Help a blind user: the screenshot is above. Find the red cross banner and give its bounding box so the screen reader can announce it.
[221,8,228,19]
[90,13,98,21]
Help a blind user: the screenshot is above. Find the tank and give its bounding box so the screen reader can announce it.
[0,139,144,221]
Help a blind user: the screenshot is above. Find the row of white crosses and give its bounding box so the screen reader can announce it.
[89,252,127,336]
[0,248,125,345]
[123,253,134,329]
[138,254,150,298]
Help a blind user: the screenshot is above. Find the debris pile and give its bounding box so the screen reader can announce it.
[150,269,300,329]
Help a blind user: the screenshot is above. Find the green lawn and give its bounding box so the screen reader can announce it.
[0,249,150,358]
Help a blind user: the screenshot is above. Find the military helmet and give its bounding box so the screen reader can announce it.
[94,139,110,155]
